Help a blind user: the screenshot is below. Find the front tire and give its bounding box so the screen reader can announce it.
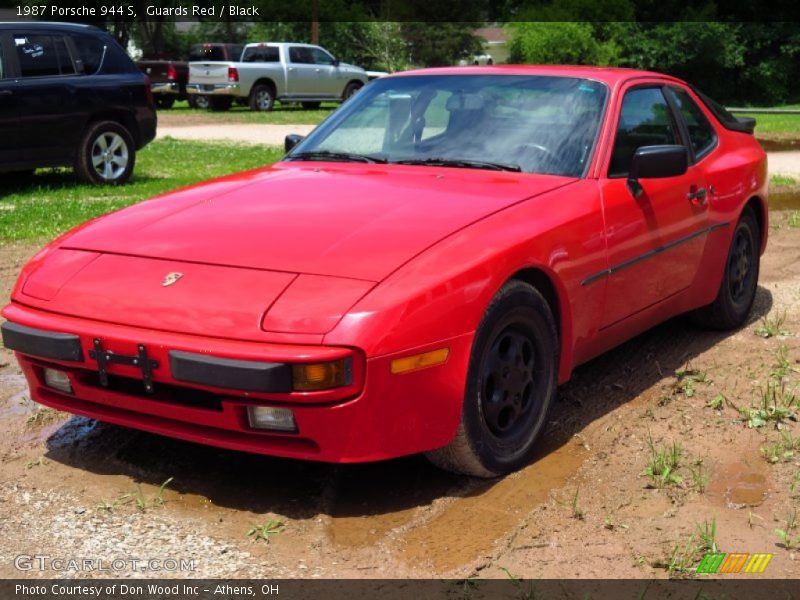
[249,84,275,111]
[74,121,135,185]
[426,281,559,477]
[690,207,760,330]
[342,82,362,102]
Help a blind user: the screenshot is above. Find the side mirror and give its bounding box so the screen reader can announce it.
[284,134,305,153]
[627,145,688,198]
[332,58,340,67]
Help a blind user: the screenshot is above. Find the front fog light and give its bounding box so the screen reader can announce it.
[43,368,72,394]
[248,406,297,432]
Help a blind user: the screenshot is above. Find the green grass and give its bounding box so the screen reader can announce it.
[771,174,798,186]
[0,138,283,242]
[736,103,800,135]
[162,100,336,125]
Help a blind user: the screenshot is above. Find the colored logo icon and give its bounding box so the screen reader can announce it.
[696,553,773,574]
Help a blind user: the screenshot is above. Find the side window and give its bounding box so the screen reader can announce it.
[311,48,335,66]
[242,46,279,63]
[670,87,717,159]
[609,87,678,177]
[289,47,313,64]
[71,33,105,74]
[14,34,75,77]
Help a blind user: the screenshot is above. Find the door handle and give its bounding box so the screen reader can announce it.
[687,186,707,204]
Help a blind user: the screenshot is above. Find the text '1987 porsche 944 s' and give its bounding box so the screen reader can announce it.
[2,66,767,477]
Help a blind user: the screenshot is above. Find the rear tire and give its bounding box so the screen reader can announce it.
[690,206,760,330]
[249,84,275,111]
[74,121,135,185]
[209,97,233,112]
[155,96,176,109]
[426,281,558,477]
[188,95,210,110]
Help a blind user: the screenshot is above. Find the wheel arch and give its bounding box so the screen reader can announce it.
[83,111,139,148]
[507,265,574,382]
[251,78,277,97]
[744,194,768,254]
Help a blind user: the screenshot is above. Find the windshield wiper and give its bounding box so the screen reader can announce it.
[392,157,521,172]
[288,150,387,164]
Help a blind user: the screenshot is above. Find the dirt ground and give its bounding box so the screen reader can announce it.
[1,213,799,580]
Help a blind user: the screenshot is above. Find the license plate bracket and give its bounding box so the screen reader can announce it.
[89,339,160,394]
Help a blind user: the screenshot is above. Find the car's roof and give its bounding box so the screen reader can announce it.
[392,65,685,86]
[0,21,100,32]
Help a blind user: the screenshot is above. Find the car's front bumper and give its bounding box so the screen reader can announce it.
[1,303,471,463]
[186,83,240,96]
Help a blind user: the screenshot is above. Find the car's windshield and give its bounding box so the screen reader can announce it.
[287,74,607,177]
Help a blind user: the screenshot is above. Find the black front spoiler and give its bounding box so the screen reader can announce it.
[2,321,293,394]
[169,351,293,393]
[1,322,83,362]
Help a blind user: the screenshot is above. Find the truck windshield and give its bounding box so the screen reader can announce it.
[287,74,607,177]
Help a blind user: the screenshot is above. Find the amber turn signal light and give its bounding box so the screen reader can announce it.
[390,348,449,374]
[292,359,352,391]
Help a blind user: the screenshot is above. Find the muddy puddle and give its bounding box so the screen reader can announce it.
[759,138,800,153]
[770,188,800,211]
[326,437,588,571]
[707,456,768,509]
[0,372,33,418]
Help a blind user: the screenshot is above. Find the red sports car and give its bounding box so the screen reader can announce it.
[2,66,767,477]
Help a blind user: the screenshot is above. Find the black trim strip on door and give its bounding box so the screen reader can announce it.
[581,221,730,287]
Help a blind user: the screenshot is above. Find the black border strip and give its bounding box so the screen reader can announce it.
[0,321,83,362]
[169,350,293,393]
[581,221,730,286]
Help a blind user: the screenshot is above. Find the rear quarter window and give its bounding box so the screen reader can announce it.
[99,40,135,74]
[71,33,105,74]
[669,87,717,159]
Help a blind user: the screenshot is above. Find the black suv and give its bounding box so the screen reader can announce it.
[0,22,156,185]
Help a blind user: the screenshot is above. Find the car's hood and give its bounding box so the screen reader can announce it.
[61,163,575,282]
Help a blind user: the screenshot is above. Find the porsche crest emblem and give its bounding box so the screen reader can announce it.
[162,272,183,287]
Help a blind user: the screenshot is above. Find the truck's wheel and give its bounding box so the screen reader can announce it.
[342,82,362,102]
[155,96,175,109]
[209,97,233,111]
[74,121,135,185]
[250,85,275,111]
[188,95,210,110]
[425,281,558,477]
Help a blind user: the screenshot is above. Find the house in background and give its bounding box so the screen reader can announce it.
[475,26,510,64]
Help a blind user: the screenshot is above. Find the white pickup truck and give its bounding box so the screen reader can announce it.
[186,42,370,111]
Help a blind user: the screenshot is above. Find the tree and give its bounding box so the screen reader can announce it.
[508,22,621,66]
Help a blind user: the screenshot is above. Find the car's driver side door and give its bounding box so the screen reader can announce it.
[597,84,710,328]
